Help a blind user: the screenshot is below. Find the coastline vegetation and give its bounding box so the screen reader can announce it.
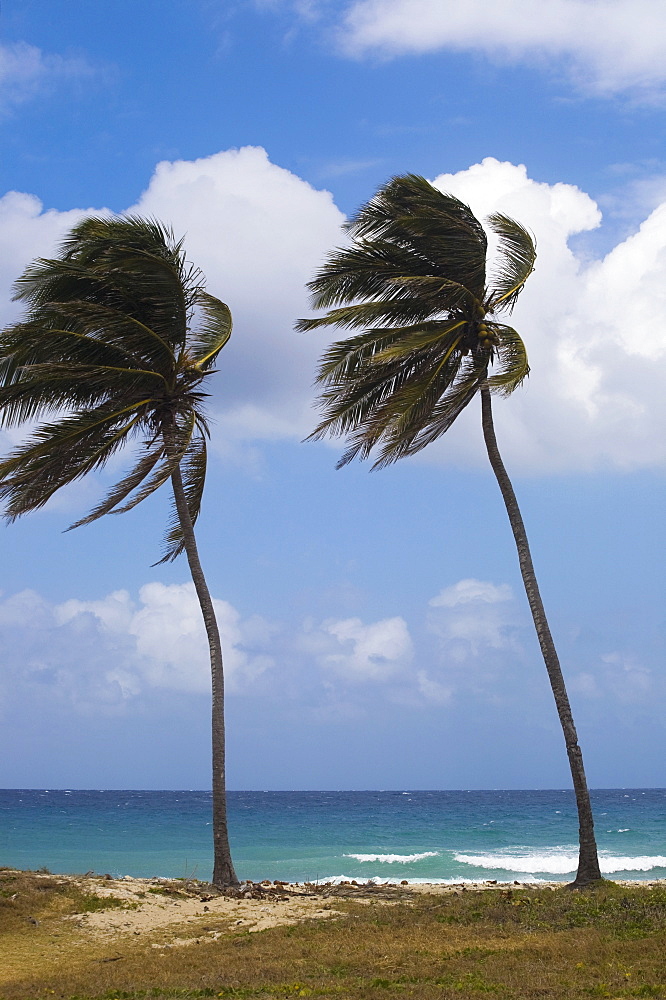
[2,870,666,1000]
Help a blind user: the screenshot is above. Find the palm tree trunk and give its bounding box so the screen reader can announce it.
[480,387,601,887]
[163,428,239,888]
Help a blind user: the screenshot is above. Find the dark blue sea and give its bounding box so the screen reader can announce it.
[1,789,665,884]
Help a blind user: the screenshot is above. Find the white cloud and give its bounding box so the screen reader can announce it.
[0,41,95,115]
[0,583,274,713]
[337,0,666,98]
[3,149,666,473]
[416,669,452,704]
[57,582,274,695]
[428,578,520,661]
[0,191,92,325]
[429,579,513,608]
[304,614,413,681]
[570,652,654,707]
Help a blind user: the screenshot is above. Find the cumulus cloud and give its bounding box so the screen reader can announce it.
[428,578,520,662]
[0,583,274,714]
[2,149,666,473]
[301,614,413,682]
[336,0,666,98]
[0,41,95,115]
[429,579,513,608]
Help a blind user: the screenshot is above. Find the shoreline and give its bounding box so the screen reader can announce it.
[3,868,666,943]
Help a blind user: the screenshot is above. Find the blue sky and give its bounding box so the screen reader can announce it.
[0,0,665,791]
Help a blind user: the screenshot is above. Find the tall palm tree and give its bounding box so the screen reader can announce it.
[297,174,602,887]
[0,216,239,887]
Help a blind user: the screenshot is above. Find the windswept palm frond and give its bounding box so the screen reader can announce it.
[189,292,233,369]
[14,216,197,352]
[158,426,207,563]
[0,401,148,520]
[299,174,532,466]
[67,442,166,529]
[345,174,488,301]
[0,214,229,551]
[486,324,530,395]
[487,213,536,314]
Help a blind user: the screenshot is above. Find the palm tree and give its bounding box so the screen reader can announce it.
[297,174,602,887]
[0,216,239,887]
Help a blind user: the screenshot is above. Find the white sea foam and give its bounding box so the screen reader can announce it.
[455,852,666,875]
[311,875,542,886]
[344,852,439,863]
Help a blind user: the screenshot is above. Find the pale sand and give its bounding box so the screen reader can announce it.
[13,871,666,950]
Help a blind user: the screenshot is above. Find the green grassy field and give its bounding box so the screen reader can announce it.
[2,870,666,999]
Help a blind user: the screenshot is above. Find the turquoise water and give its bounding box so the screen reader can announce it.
[1,789,665,884]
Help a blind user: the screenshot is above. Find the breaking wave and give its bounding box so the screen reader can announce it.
[455,851,666,875]
[344,852,439,863]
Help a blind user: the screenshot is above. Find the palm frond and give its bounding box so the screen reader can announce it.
[112,411,196,518]
[189,292,233,369]
[370,320,466,363]
[156,429,207,563]
[486,213,536,314]
[67,442,165,529]
[14,216,196,352]
[300,173,534,469]
[309,334,472,458]
[0,403,147,520]
[0,318,144,388]
[344,174,488,301]
[0,214,231,562]
[486,324,530,395]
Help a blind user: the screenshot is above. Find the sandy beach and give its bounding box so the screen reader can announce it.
[8,868,666,944]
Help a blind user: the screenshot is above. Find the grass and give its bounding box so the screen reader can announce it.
[1,872,665,999]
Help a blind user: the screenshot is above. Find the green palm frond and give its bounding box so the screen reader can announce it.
[0,402,147,520]
[309,334,472,462]
[189,292,233,369]
[345,174,488,301]
[0,317,144,393]
[299,174,534,468]
[15,271,179,370]
[67,442,166,529]
[297,299,436,333]
[157,428,207,564]
[313,321,466,386]
[15,216,196,351]
[486,324,530,395]
[0,215,231,562]
[486,213,536,314]
[370,320,466,362]
[305,237,482,316]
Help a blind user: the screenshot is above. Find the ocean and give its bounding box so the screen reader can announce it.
[1,789,665,885]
